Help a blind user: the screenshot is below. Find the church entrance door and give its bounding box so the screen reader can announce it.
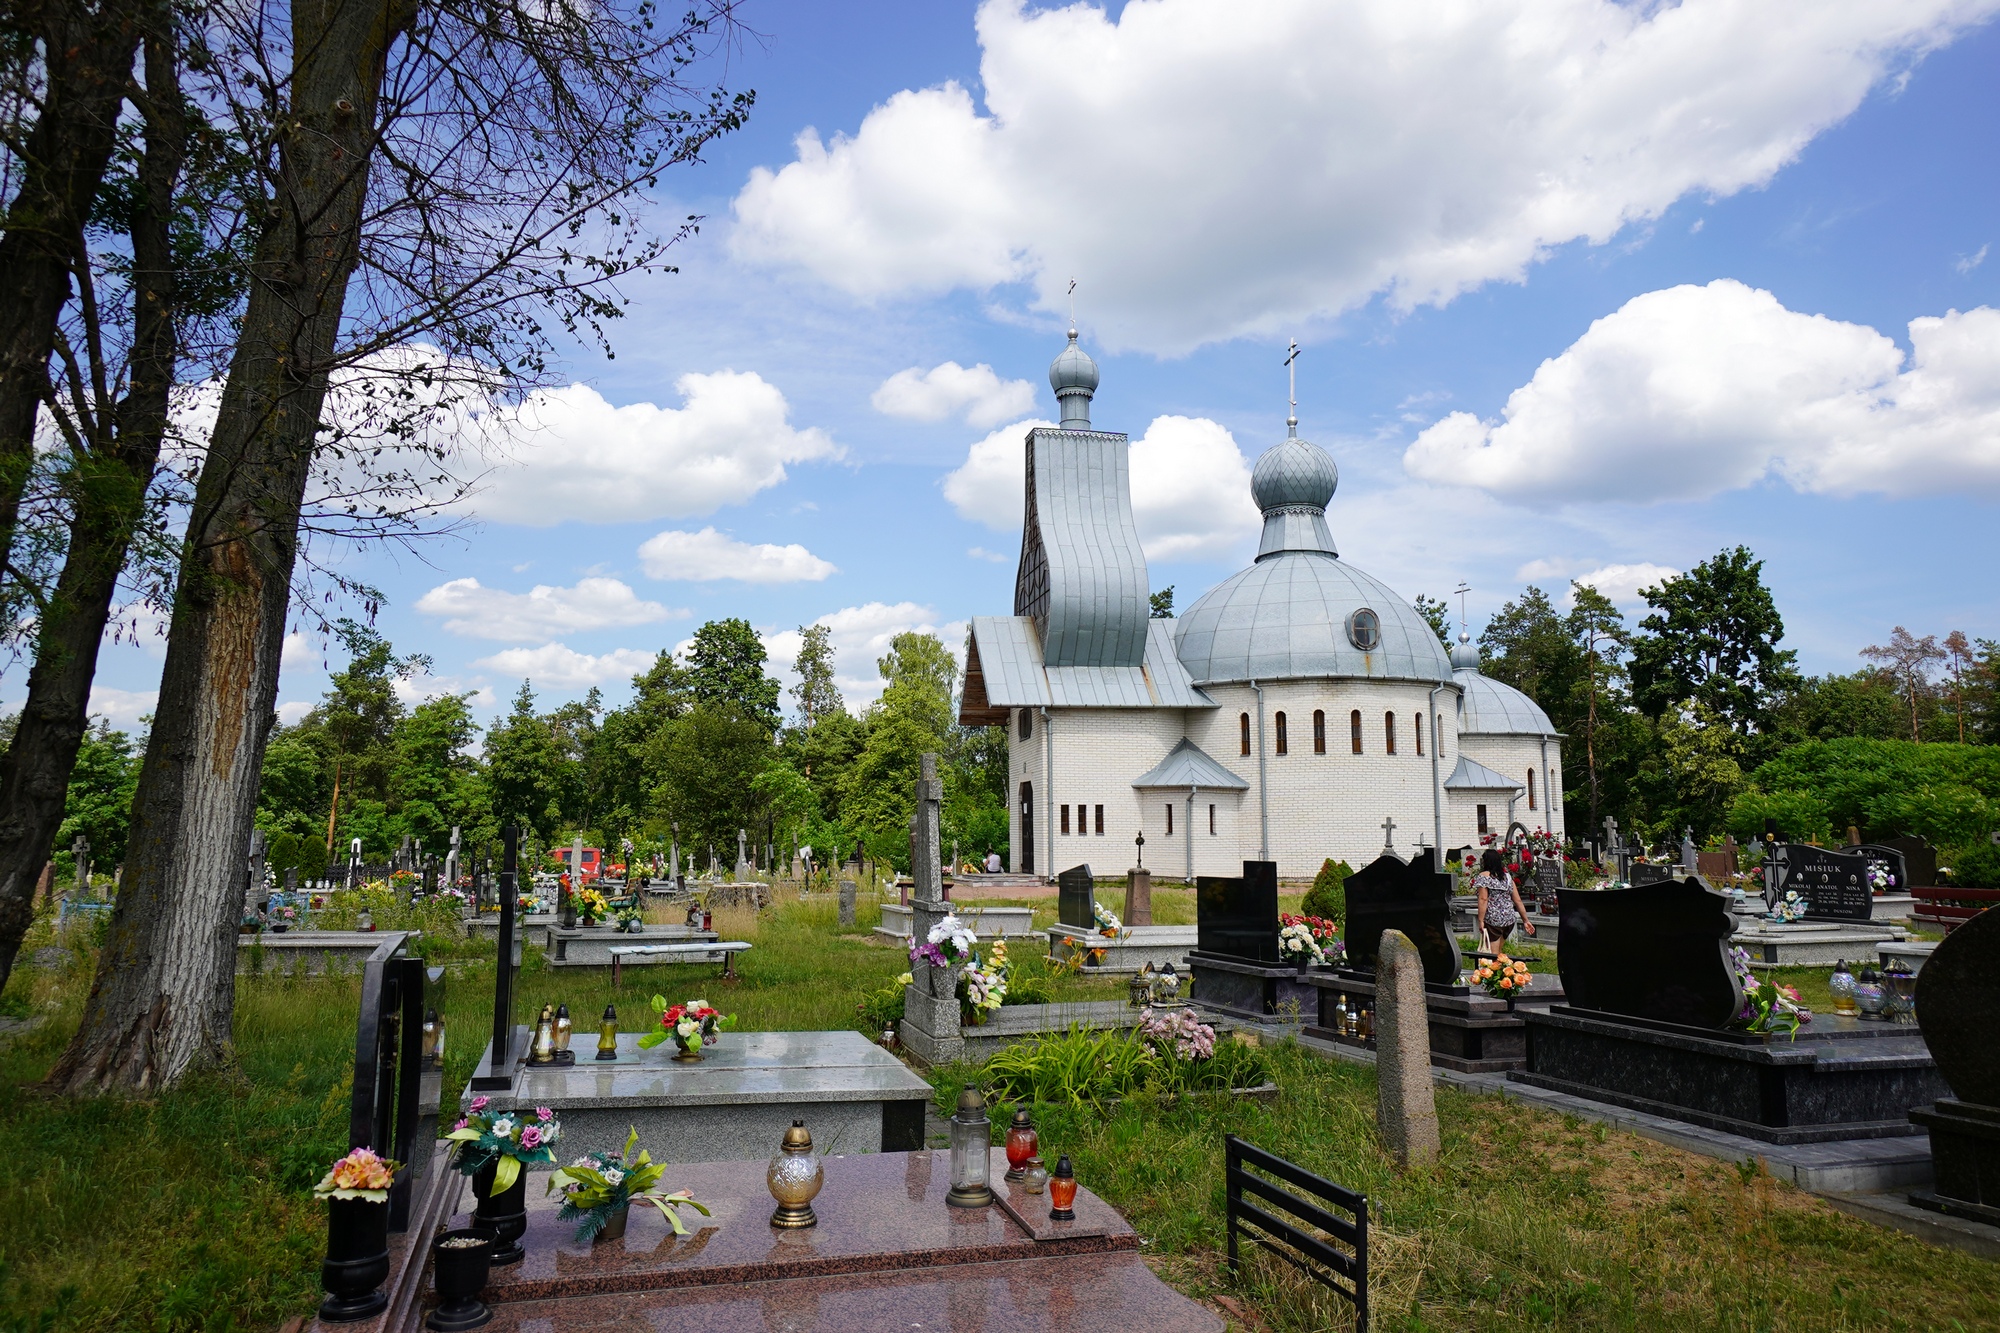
[1019,780,1035,875]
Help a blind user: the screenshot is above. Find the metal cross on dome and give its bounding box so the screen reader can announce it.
[1283,338,1301,431]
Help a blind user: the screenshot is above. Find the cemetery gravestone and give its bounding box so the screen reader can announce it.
[1194,862,1279,963]
[1532,856,1565,904]
[1911,901,2000,1222]
[1788,846,1874,922]
[1342,849,1462,987]
[1058,865,1097,932]
[1375,930,1440,1167]
[838,879,857,928]
[900,754,963,1065]
[72,836,91,895]
[1882,836,1939,889]
[1853,844,1910,896]
[1555,879,1742,1028]
[1629,862,1673,886]
[1124,868,1153,926]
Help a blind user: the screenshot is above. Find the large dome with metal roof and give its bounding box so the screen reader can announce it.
[1172,429,1452,686]
[1451,634,1559,736]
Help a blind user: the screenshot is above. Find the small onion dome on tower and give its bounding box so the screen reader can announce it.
[1049,328,1099,428]
[1450,630,1481,670]
[1250,431,1339,560]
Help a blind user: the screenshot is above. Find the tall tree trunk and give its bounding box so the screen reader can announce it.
[45,0,413,1095]
[0,13,184,996]
[0,0,142,596]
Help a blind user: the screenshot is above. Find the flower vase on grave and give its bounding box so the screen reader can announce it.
[427,1230,494,1332]
[470,1162,529,1265]
[318,1196,391,1322]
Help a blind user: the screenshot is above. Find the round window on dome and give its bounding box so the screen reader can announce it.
[1347,608,1381,652]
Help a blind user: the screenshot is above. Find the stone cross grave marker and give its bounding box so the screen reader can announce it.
[1194,861,1280,963]
[444,826,461,890]
[1057,864,1097,931]
[1380,815,1397,854]
[1124,868,1154,926]
[1680,829,1699,872]
[737,828,749,874]
[1342,849,1462,986]
[838,879,857,927]
[570,834,585,890]
[1375,930,1440,1168]
[1788,846,1874,921]
[1556,879,1741,1027]
[901,753,963,1065]
[246,829,267,905]
[72,836,91,894]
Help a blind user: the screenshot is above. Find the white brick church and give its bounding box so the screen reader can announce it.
[958,331,1565,880]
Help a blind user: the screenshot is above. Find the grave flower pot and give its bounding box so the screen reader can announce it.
[318,1197,391,1322]
[428,1229,494,1331]
[923,965,958,1001]
[595,1203,630,1243]
[470,1162,529,1265]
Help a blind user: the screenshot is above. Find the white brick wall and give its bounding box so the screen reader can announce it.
[1004,674,1540,879]
[1451,733,1566,848]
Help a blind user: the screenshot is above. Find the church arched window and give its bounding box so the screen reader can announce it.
[1528,769,1537,810]
[1349,710,1362,754]
[1414,713,1424,757]
[1384,712,1397,755]
[1313,710,1326,754]
[1018,709,1032,741]
[1240,712,1251,755]
[1274,711,1288,755]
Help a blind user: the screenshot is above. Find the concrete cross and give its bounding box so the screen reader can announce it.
[1381,815,1397,853]
[72,835,91,893]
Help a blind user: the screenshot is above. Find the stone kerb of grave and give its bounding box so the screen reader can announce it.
[1911,904,2000,1224]
[1045,862,1196,975]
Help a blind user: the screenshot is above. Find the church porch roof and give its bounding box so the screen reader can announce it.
[1443,755,1526,792]
[1130,737,1250,790]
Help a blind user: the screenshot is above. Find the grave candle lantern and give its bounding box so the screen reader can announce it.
[946,1085,995,1208]
[767,1120,823,1229]
[1048,1155,1077,1221]
[421,1008,442,1068]
[553,1004,573,1061]
[527,1004,557,1065]
[1004,1108,1038,1181]
[596,1004,619,1061]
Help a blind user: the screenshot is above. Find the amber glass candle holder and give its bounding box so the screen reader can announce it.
[1004,1109,1038,1182]
[1048,1154,1077,1221]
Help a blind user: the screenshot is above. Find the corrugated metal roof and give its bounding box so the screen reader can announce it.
[1131,737,1250,790]
[1018,428,1151,670]
[1454,667,1561,737]
[1443,755,1525,791]
[960,615,1215,716]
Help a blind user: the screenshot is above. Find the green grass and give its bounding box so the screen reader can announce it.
[1,901,1993,1332]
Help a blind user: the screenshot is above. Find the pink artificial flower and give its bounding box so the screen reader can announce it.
[469,1096,490,1112]
[453,1118,469,1131]
[535,1106,554,1122]
[519,1126,543,1149]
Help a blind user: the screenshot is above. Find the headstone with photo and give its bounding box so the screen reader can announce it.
[1342,849,1462,986]
[1057,864,1097,932]
[1788,845,1874,921]
[1194,861,1280,963]
[1532,856,1566,904]
[1629,862,1673,886]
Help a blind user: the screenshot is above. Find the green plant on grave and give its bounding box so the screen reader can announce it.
[1301,859,1352,924]
[857,973,910,1035]
[983,1026,1157,1105]
[546,1127,709,1243]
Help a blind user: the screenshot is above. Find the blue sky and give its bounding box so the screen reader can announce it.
[66,0,2000,729]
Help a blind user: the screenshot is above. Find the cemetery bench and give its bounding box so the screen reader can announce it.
[608,940,751,985]
[1912,885,2000,933]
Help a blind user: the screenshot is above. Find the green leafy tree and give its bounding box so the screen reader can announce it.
[1772,672,1908,745]
[56,723,143,872]
[1412,594,1453,647]
[1628,547,1798,738]
[1639,702,1746,841]
[1568,582,1631,834]
[751,761,817,853]
[876,631,957,740]
[789,624,843,726]
[686,618,780,730]
[1728,737,2000,849]
[1480,586,1587,714]
[257,728,331,843]
[387,694,481,851]
[648,705,773,852]
[1149,587,1175,618]
[486,683,568,841]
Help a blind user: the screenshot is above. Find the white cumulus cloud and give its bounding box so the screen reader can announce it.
[943,415,1258,561]
[473,644,657,690]
[87,685,157,727]
[469,371,840,525]
[416,577,679,642]
[637,527,837,583]
[730,0,1995,354]
[764,602,968,708]
[872,361,1037,427]
[1403,280,2000,503]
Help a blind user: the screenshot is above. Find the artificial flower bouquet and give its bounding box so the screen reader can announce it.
[1280,913,1342,964]
[613,903,645,933]
[1092,901,1124,938]
[1140,1006,1216,1062]
[314,1147,400,1202]
[958,950,1009,1025]
[1866,861,1896,893]
[637,996,733,1056]
[546,1126,709,1242]
[1277,920,1327,967]
[1767,889,1809,924]
[447,1098,560,1194]
[910,913,978,969]
[1470,953,1531,999]
[1730,947,1812,1036]
[574,887,610,924]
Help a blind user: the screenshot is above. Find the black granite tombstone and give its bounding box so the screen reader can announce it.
[1852,843,1910,896]
[1532,857,1566,900]
[1194,861,1280,963]
[1882,836,1939,889]
[1342,849,1462,987]
[1057,864,1096,931]
[1911,905,2000,1223]
[1628,862,1673,886]
[1555,879,1742,1028]
[1788,846,1873,921]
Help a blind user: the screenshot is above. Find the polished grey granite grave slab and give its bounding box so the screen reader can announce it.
[465,1029,929,1163]
[1732,920,1907,966]
[464,913,558,948]
[234,929,420,975]
[877,901,1037,940]
[545,923,718,966]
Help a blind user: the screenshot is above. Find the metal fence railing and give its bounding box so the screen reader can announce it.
[1224,1135,1369,1331]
